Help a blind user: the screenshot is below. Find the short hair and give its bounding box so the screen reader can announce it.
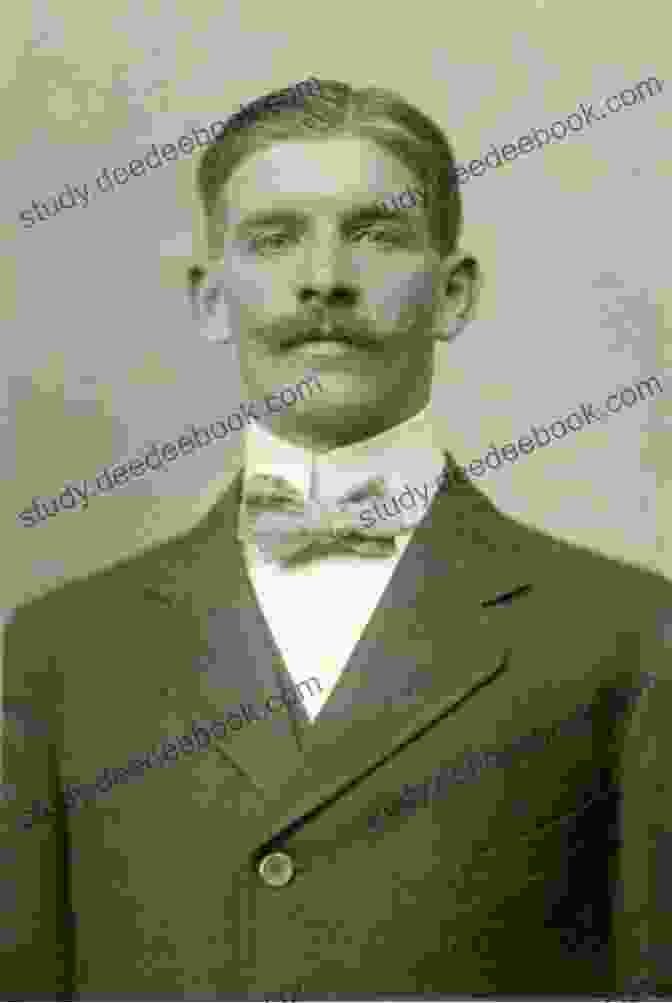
[197,77,462,259]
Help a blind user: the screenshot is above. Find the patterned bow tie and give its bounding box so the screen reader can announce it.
[238,473,411,563]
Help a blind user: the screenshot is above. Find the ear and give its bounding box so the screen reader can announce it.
[186,265,234,344]
[432,251,483,343]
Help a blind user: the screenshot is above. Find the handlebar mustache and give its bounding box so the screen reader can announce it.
[263,319,383,350]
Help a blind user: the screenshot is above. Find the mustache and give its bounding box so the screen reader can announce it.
[256,317,383,351]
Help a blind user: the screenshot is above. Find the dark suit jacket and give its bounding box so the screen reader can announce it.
[2,456,672,1000]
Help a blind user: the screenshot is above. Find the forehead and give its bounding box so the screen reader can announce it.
[220,136,420,224]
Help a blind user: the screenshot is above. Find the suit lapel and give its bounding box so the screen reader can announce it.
[138,473,308,790]
[251,465,532,843]
[137,456,534,827]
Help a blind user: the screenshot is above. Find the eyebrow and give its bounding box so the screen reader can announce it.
[234,211,303,237]
[234,202,415,237]
[344,203,412,226]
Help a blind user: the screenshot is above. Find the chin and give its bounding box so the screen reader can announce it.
[290,396,364,423]
[297,398,394,440]
[299,368,378,399]
[300,383,379,416]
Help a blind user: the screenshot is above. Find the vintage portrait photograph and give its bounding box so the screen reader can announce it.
[1,1,670,1000]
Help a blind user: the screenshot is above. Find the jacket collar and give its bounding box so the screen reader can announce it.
[138,452,536,835]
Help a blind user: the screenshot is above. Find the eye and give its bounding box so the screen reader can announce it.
[250,233,292,253]
[351,225,405,247]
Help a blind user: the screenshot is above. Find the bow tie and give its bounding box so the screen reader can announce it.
[238,473,411,563]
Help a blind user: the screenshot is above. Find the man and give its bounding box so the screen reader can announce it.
[2,77,671,1000]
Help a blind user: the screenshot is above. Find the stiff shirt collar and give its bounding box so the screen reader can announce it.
[242,408,445,510]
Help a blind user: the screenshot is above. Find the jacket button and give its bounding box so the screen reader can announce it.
[258,850,295,887]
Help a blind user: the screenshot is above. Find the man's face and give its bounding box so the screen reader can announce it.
[209,136,460,440]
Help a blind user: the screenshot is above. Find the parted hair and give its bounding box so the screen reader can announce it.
[196,77,462,259]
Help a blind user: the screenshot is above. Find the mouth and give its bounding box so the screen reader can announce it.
[289,337,360,358]
[290,329,355,348]
[282,324,382,354]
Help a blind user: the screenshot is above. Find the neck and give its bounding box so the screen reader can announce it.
[258,396,430,453]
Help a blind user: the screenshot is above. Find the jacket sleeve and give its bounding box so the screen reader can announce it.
[1,598,71,1001]
[611,587,672,996]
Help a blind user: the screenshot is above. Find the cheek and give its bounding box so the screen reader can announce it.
[224,266,289,322]
[368,267,438,322]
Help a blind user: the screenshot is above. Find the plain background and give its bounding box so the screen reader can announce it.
[1,0,670,663]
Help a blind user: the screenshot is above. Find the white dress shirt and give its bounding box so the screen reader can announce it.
[240,409,446,721]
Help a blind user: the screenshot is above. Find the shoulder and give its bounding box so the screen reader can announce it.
[3,519,190,666]
[5,472,244,656]
[503,502,671,602]
[503,511,672,675]
[528,518,670,609]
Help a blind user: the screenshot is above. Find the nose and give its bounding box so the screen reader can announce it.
[298,282,358,308]
[295,235,360,309]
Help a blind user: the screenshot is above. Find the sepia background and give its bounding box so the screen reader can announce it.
[1,0,670,663]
